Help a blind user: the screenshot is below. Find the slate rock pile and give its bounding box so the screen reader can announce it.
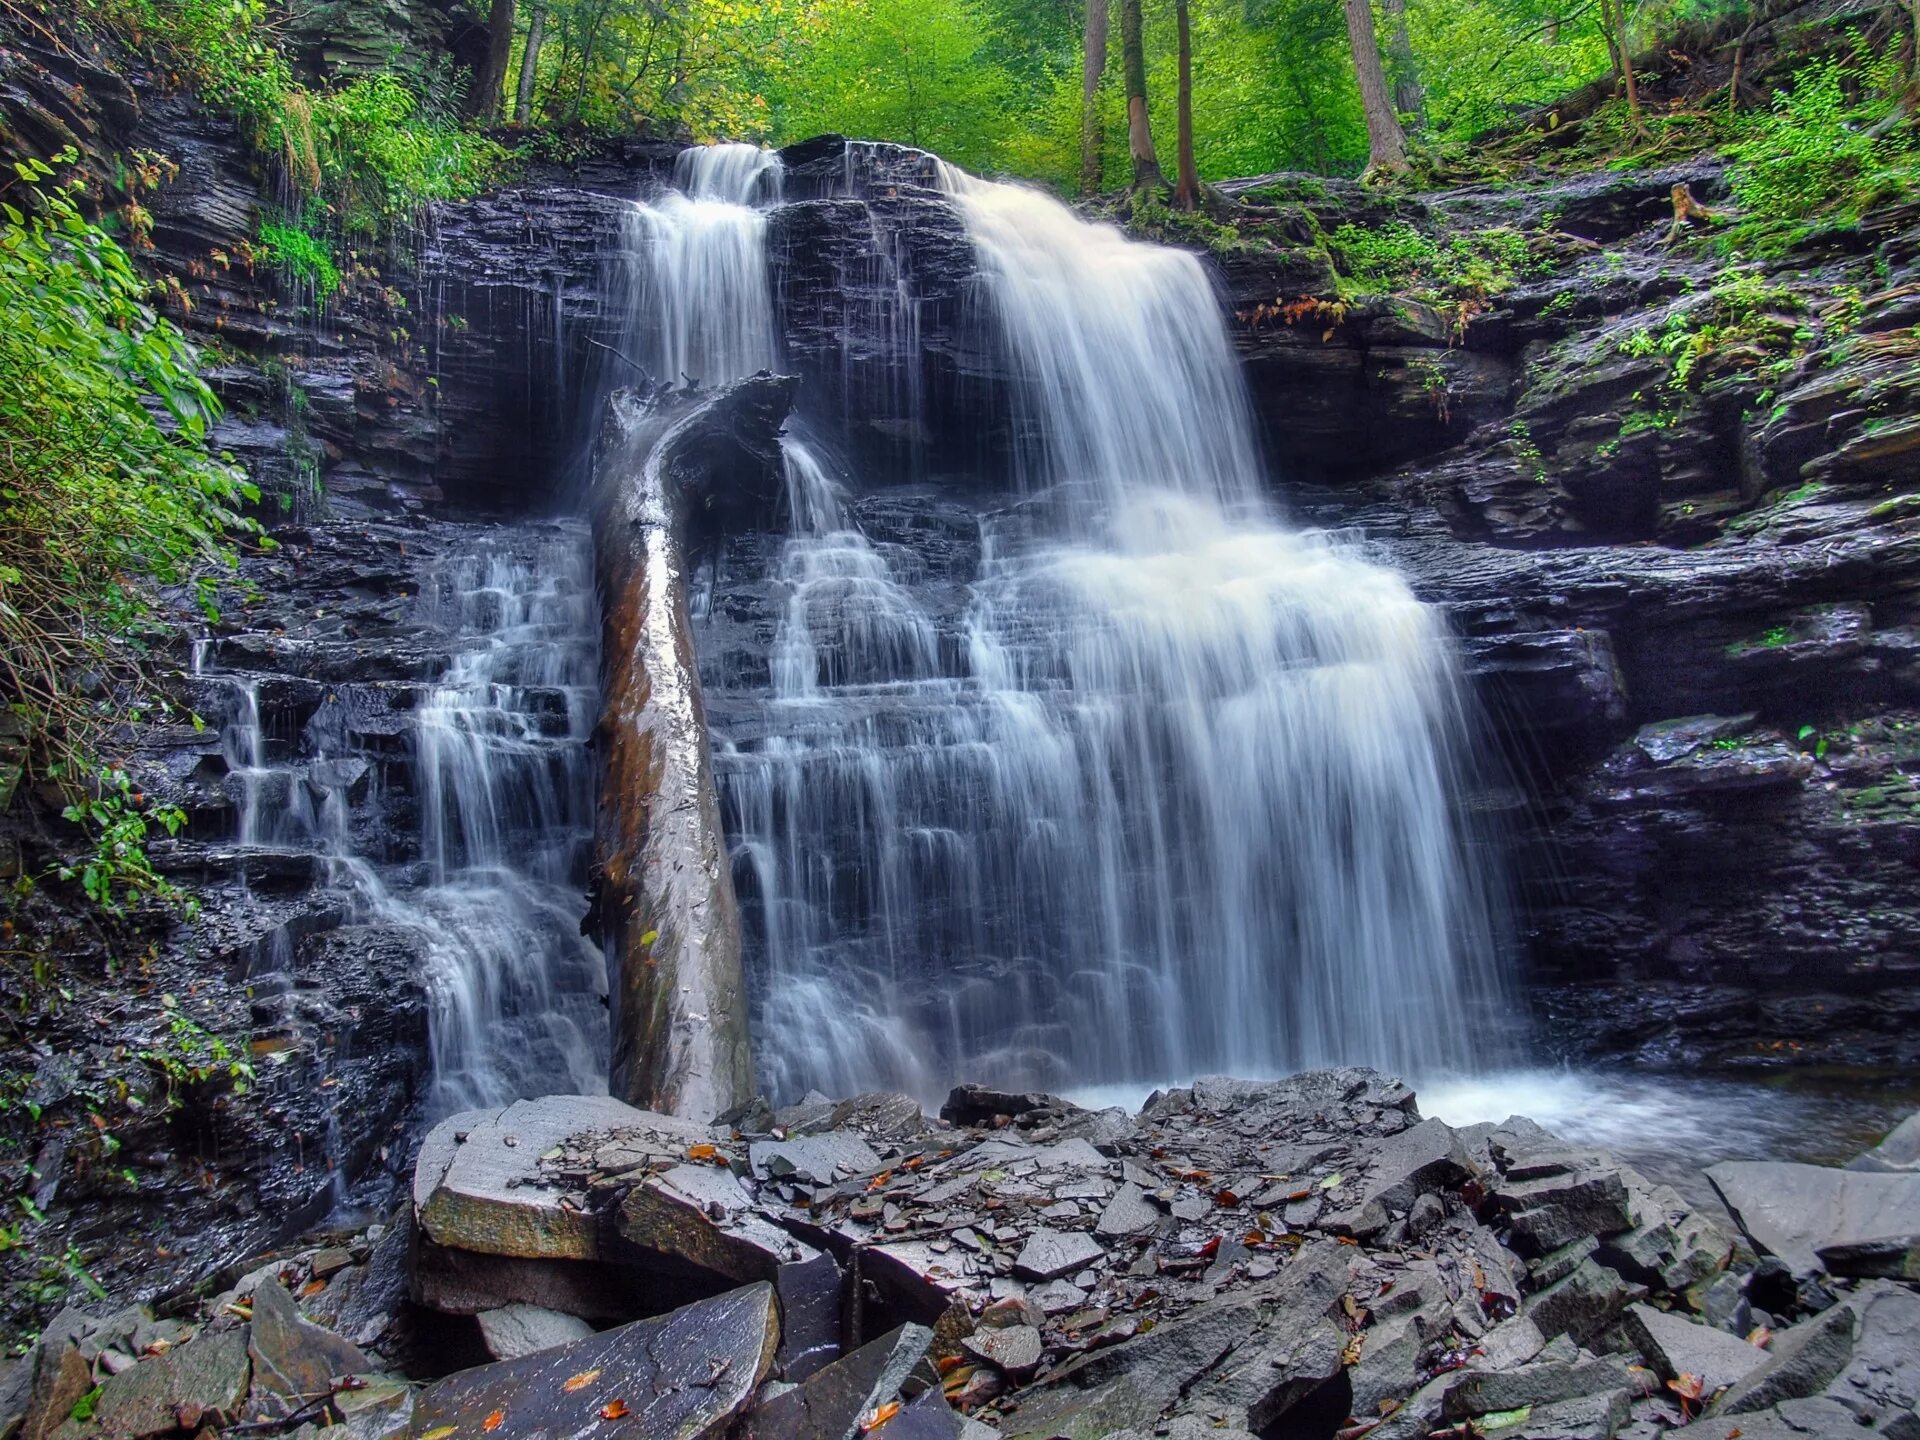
[5,1071,1916,1440]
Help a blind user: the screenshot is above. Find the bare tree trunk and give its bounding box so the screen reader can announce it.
[1598,0,1641,133]
[1910,0,1920,90]
[1081,0,1109,195]
[1173,0,1200,208]
[1380,0,1425,128]
[514,2,546,124]
[1344,0,1409,175]
[1120,0,1164,192]
[466,0,516,121]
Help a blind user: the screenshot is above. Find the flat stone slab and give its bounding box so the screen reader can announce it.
[1849,1112,1920,1174]
[415,1097,704,1260]
[64,1329,250,1439]
[1094,1182,1159,1238]
[617,1164,819,1280]
[1013,1229,1104,1281]
[476,1304,595,1361]
[741,1324,930,1440]
[408,1282,776,1440]
[1706,1160,1920,1276]
[1622,1302,1765,1396]
[248,1280,369,1403]
[749,1134,883,1187]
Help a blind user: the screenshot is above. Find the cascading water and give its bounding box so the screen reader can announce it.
[630,144,1512,1102]
[403,532,607,1108]
[201,524,607,1117]
[622,146,781,388]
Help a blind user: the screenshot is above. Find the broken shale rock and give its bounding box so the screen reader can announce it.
[743,1324,932,1440]
[407,1282,777,1440]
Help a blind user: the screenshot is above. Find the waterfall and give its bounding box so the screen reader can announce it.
[403,532,608,1110]
[622,145,782,388]
[202,524,607,1120]
[626,145,1512,1101]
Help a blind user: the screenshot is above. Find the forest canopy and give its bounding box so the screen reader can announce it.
[498,0,1716,186]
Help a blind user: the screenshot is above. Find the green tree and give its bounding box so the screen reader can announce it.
[778,0,1017,170]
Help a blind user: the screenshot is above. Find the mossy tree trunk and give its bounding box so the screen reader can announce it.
[467,0,516,121]
[1344,0,1409,176]
[514,2,546,124]
[1081,0,1109,195]
[1381,0,1425,129]
[1121,0,1164,192]
[1173,0,1201,209]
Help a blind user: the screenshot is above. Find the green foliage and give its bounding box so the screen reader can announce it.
[774,0,1019,172]
[139,996,254,1100]
[0,153,258,816]
[1615,268,1805,391]
[81,0,504,243]
[256,219,341,295]
[55,769,190,917]
[1725,38,1919,253]
[1329,220,1534,308]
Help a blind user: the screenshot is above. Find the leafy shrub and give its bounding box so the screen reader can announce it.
[257,219,341,295]
[0,153,258,802]
[80,0,505,246]
[1727,40,1918,251]
[1331,221,1533,299]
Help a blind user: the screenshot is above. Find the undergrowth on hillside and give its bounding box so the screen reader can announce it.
[0,152,258,901]
[77,0,507,274]
[1725,37,1919,254]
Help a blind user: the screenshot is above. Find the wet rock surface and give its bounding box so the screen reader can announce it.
[12,1076,1916,1440]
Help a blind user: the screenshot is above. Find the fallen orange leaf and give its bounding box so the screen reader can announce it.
[563,1369,602,1392]
[685,1144,718,1162]
[866,1170,894,1192]
[599,1400,630,1420]
[483,1410,505,1431]
[858,1401,901,1432]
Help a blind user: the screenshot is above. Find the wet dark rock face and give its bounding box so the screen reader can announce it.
[0,21,661,1338]
[1206,167,1920,1074]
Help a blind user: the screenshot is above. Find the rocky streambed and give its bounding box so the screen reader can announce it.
[6,1071,1916,1440]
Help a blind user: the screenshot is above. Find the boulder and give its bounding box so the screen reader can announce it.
[1849,1112,1920,1174]
[1600,1179,1732,1295]
[1712,1299,1858,1415]
[1444,1351,1635,1419]
[775,1252,846,1382]
[247,1280,370,1405]
[1497,1165,1634,1256]
[1522,1258,1642,1344]
[1331,1117,1476,1237]
[413,1097,694,1261]
[1706,1160,1920,1277]
[1621,1303,1765,1396]
[615,1164,819,1282]
[407,1282,777,1440]
[475,1305,596,1361]
[742,1324,932,1440]
[963,1325,1043,1381]
[66,1329,251,1439]
[1815,1233,1920,1279]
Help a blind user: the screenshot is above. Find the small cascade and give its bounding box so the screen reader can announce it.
[625,144,1515,1102]
[200,523,607,1120]
[402,534,607,1110]
[621,145,783,388]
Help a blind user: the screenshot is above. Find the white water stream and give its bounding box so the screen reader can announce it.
[628,145,1512,1101]
[203,526,606,1117]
